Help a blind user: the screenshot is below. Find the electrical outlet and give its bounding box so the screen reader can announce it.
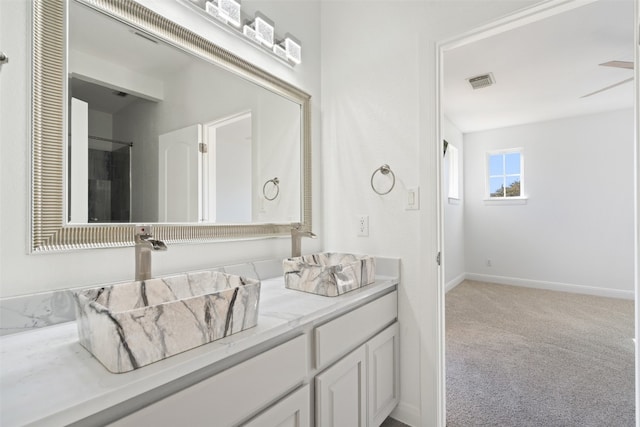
[486,259,492,267]
[357,215,369,237]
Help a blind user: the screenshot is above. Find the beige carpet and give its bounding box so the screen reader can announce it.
[446,280,635,427]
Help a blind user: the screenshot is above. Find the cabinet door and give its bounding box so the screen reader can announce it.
[315,345,366,427]
[367,322,400,427]
[243,385,310,427]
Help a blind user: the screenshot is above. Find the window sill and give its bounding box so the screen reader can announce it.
[483,197,528,205]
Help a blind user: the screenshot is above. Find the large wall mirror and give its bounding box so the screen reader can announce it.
[31,0,311,252]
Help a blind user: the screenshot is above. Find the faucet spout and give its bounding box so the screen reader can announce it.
[147,239,168,251]
[291,223,317,258]
[134,226,167,282]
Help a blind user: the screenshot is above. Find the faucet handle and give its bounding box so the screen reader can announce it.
[135,225,155,238]
[134,225,155,243]
[135,225,151,235]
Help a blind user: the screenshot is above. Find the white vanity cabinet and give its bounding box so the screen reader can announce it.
[109,290,398,427]
[0,263,401,427]
[314,291,399,427]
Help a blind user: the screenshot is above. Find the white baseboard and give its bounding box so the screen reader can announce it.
[445,273,466,293]
[465,273,634,300]
[390,401,420,426]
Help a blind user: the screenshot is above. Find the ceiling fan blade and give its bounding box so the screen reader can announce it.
[581,77,634,98]
[600,60,634,70]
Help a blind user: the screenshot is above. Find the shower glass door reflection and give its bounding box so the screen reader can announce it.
[87,137,131,223]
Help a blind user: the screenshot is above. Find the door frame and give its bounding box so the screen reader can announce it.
[434,0,639,424]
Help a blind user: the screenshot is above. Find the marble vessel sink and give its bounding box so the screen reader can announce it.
[73,271,260,373]
[283,253,375,297]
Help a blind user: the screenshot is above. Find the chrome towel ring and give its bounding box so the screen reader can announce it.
[263,177,280,200]
[371,164,395,195]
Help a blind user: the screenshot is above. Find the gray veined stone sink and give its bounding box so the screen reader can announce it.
[283,253,375,297]
[73,271,260,373]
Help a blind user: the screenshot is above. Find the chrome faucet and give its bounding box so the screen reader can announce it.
[291,223,316,258]
[135,225,168,281]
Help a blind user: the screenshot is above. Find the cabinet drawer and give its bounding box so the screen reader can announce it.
[314,291,397,369]
[111,334,309,427]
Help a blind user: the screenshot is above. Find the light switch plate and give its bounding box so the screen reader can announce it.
[406,187,420,210]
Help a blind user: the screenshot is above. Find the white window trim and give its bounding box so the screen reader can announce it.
[483,197,528,205]
[448,144,460,201]
[485,148,526,201]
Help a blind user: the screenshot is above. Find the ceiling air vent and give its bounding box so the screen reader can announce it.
[468,73,495,90]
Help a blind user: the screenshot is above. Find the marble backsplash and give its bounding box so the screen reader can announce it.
[0,257,400,336]
[0,259,280,336]
[0,257,399,336]
[0,290,78,336]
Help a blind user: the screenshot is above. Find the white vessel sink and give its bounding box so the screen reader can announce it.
[73,271,260,373]
[283,253,375,297]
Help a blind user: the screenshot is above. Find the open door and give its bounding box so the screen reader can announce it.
[158,124,202,222]
[69,97,89,223]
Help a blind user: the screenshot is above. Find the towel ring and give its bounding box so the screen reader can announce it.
[263,177,280,201]
[371,164,395,195]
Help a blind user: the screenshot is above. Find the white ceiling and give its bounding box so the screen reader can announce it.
[69,1,192,80]
[443,0,635,134]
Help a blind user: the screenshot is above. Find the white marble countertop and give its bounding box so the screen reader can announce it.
[0,273,398,427]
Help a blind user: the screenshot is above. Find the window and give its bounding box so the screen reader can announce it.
[448,145,460,200]
[487,150,523,198]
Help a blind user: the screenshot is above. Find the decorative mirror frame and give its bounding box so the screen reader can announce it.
[31,0,312,253]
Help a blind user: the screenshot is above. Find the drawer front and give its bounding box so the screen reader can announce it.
[111,334,309,427]
[314,291,397,369]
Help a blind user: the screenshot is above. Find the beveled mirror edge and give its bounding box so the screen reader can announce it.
[31,0,312,253]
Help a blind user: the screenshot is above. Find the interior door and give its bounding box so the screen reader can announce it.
[203,112,252,223]
[69,97,89,223]
[158,124,202,222]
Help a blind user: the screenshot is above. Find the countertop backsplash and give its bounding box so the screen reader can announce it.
[0,289,77,336]
[0,256,400,336]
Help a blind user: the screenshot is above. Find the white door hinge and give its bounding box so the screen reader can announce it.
[436,252,441,266]
[199,143,208,153]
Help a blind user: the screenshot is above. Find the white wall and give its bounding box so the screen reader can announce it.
[443,117,465,291]
[320,1,538,424]
[464,109,635,298]
[87,109,113,143]
[0,0,322,298]
[254,91,301,224]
